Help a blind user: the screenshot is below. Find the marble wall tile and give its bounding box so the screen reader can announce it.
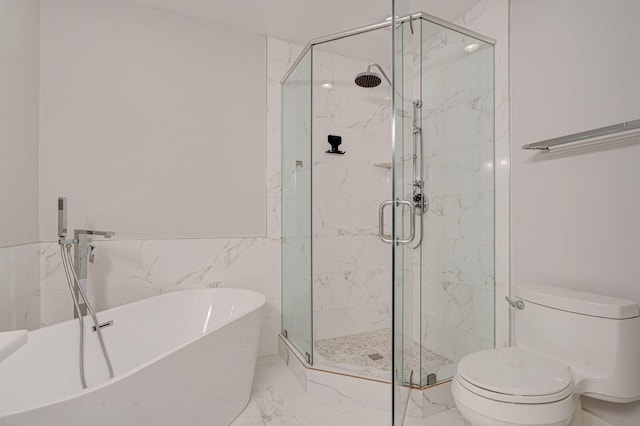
[38,237,282,356]
[455,0,511,348]
[314,303,391,340]
[314,199,381,238]
[314,236,390,275]
[0,244,40,331]
[423,312,494,363]
[422,281,474,332]
[309,46,393,343]
[420,238,494,290]
[306,366,390,411]
[314,269,391,311]
[407,382,456,419]
[423,192,494,242]
[407,1,508,375]
[423,142,494,197]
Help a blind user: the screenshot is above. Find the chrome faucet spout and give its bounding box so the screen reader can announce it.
[74,229,115,239]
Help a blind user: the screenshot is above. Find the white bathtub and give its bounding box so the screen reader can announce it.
[0,288,266,426]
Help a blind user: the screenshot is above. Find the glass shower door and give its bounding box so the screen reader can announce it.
[391,2,416,425]
[281,50,313,363]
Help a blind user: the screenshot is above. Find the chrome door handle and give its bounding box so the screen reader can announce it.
[505,296,525,310]
[396,199,415,245]
[379,199,416,245]
[379,200,393,243]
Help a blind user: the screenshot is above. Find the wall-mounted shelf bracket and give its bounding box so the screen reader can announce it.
[522,119,640,151]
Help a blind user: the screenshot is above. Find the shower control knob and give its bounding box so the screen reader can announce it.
[413,193,429,214]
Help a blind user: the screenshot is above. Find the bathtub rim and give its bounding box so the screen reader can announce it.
[0,287,266,418]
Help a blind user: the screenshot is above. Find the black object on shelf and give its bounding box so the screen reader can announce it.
[326,135,345,155]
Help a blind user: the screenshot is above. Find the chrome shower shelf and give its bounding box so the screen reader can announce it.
[522,118,640,151]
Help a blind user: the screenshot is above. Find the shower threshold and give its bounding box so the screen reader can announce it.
[314,329,453,385]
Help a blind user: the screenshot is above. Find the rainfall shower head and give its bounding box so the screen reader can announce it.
[354,63,391,88]
[355,71,382,88]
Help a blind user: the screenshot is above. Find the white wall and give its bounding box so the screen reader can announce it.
[511,1,640,424]
[39,0,266,241]
[31,0,286,357]
[0,0,40,247]
[0,0,41,332]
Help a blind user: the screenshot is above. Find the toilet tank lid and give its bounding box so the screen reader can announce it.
[517,284,639,319]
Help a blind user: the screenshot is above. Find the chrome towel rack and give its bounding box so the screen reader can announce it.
[522,118,640,151]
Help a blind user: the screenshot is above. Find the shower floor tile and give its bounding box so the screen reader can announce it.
[314,329,452,383]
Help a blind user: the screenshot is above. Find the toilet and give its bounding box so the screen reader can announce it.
[452,283,640,426]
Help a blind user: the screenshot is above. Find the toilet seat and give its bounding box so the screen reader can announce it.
[456,373,573,404]
[456,347,574,404]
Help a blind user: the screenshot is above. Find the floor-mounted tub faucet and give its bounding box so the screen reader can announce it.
[57,197,115,388]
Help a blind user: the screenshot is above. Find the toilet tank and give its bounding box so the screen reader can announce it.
[514,283,640,403]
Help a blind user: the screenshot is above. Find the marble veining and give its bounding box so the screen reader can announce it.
[0,243,40,332]
[231,355,470,426]
[407,2,509,385]
[38,236,281,356]
[454,0,510,349]
[310,47,393,343]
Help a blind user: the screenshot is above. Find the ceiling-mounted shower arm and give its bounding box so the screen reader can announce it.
[367,63,391,85]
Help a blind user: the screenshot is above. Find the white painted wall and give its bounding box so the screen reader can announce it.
[30,0,285,357]
[0,0,40,248]
[39,0,266,241]
[511,1,640,424]
[0,0,41,332]
[36,35,295,358]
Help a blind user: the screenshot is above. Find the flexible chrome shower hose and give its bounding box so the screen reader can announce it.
[60,244,114,389]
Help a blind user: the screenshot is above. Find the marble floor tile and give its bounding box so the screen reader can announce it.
[232,355,469,426]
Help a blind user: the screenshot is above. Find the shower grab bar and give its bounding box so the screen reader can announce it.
[378,199,416,245]
[522,118,640,151]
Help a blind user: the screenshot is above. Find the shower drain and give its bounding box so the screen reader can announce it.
[368,353,384,361]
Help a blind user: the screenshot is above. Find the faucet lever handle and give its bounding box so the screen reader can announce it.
[89,245,97,264]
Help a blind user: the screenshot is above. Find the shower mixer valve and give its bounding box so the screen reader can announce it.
[413,191,429,215]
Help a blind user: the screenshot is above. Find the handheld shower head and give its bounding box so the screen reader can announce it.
[354,63,391,88]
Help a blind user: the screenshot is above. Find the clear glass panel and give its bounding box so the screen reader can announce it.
[310,34,392,378]
[392,3,415,425]
[418,18,495,386]
[282,49,313,362]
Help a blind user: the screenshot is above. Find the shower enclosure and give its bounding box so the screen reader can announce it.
[282,10,494,424]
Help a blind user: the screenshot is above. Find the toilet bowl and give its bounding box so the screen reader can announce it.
[452,284,640,426]
[452,347,575,426]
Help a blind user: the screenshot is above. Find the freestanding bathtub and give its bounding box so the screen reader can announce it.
[0,288,266,426]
